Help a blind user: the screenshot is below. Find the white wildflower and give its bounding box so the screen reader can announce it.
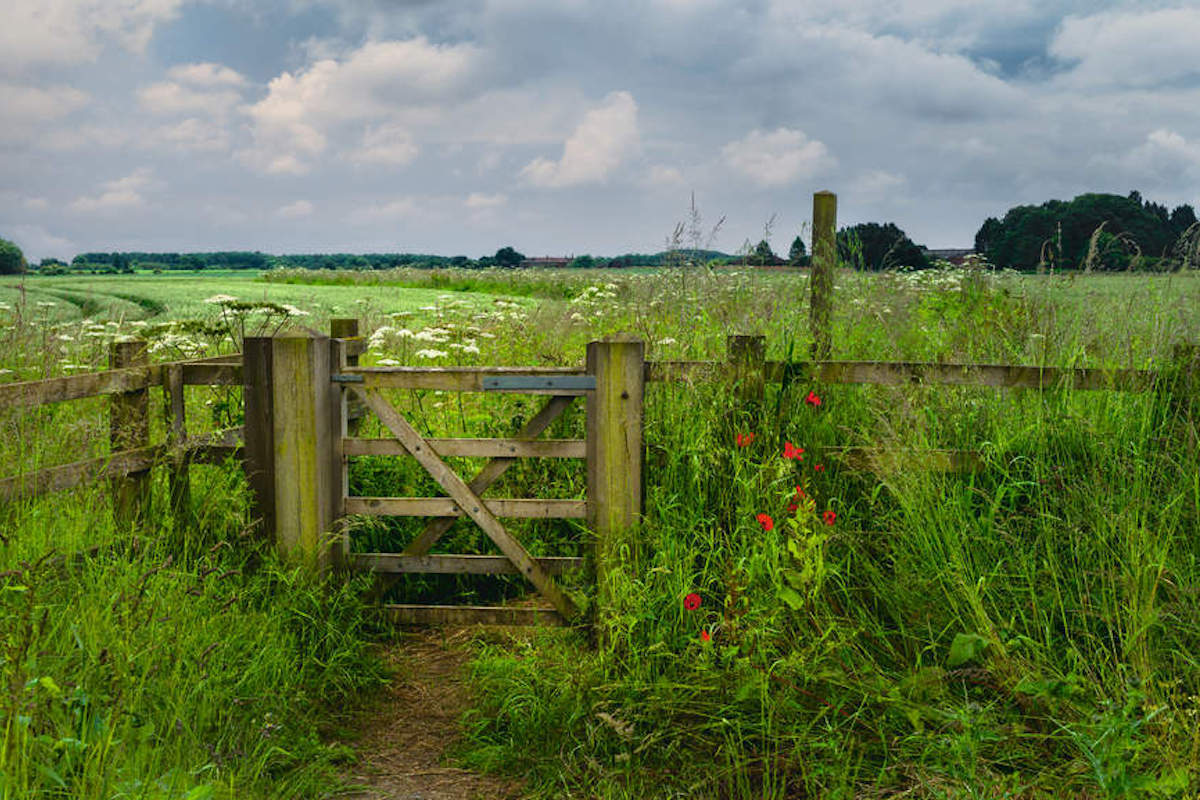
[36,301,56,307]
[657,338,677,346]
[414,348,448,359]
[203,294,237,304]
[281,304,309,317]
[376,358,400,366]
[57,334,74,342]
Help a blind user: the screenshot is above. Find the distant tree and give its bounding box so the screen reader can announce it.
[787,235,808,266]
[1170,204,1197,235]
[493,246,525,268]
[568,254,596,269]
[748,239,778,266]
[38,257,66,268]
[837,223,929,270]
[0,238,27,274]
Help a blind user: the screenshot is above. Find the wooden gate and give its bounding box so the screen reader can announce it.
[242,333,645,627]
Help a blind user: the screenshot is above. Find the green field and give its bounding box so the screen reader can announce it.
[2,266,1199,798]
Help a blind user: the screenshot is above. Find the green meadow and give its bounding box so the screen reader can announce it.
[2,266,1199,798]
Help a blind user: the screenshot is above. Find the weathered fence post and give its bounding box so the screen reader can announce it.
[242,337,275,539]
[728,334,766,414]
[269,332,341,572]
[164,363,191,526]
[810,190,837,360]
[586,335,645,620]
[330,318,364,436]
[110,339,150,532]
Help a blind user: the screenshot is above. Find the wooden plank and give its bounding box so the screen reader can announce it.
[345,497,586,518]
[110,340,151,532]
[343,437,586,459]
[0,365,159,410]
[349,366,585,393]
[164,364,191,524]
[331,319,364,435]
[380,604,566,627]
[181,362,242,386]
[766,360,1154,391]
[0,445,161,502]
[402,395,575,557]
[353,554,584,575]
[810,191,837,359]
[353,387,579,620]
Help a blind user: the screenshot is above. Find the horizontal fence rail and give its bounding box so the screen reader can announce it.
[341,437,586,459]
[344,497,587,519]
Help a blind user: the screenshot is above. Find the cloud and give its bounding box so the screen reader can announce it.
[0,0,182,71]
[347,122,419,166]
[0,83,89,142]
[721,128,835,187]
[1050,8,1200,89]
[276,200,315,218]
[645,165,686,188]
[69,168,158,213]
[465,192,507,209]
[1110,129,1200,183]
[6,224,74,261]
[520,91,639,187]
[138,82,243,117]
[24,197,49,211]
[238,37,480,174]
[851,169,907,201]
[147,118,231,152]
[347,197,418,223]
[166,62,247,88]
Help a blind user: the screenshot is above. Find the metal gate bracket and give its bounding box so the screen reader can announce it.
[482,375,596,392]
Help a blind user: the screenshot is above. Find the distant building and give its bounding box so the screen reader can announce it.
[923,248,975,265]
[520,256,571,268]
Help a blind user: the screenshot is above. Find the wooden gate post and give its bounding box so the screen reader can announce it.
[728,334,766,414]
[586,335,645,617]
[242,337,275,539]
[268,332,341,572]
[810,190,837,360]
[109,339,150,532]
[164,363,191,526]
[330,318,364,436]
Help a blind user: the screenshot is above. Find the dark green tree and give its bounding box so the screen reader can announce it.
[749,239,778,266]
[787,235,808,265]
[0,238,26,274]
[836,222,929,270]
[493,246,525,268]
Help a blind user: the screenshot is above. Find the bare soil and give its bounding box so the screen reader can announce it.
[340,629,522,800]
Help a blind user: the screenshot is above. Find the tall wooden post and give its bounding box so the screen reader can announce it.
[728,334,766,414]
[810,190,837,360]
[110,339,150,532]
[330,318,363,436]
[586,336,645,618]
[270,332,341,572]
[242,337,275,539]
[164,363,191,526]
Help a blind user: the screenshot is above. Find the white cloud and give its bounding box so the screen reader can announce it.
[24,197,49,211]
[69,168,158,213]
[277,200,315,218]
[6,224,74,261]
[0,0,182,70]
[238,37,479,175]
[520,91,639,187]
[347,122,419,166]
[0,83,89,120]
[1051,8,1200,89]
[166,62,247,88]
[1112,129,1200,181]
[644,165,686,188]
[150,118,231,152]
[465,192,507,209]
[722,128,835,187]
[348,197,418,223]
[851,169,907,201]
[138,82,243,117]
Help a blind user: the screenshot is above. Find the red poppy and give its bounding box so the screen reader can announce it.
[823,510,837,526]
[735,432,756,447]
[814,464,825,473]
[684,592,702,611]
[794,485,806,499]
[782,441,805,460]
[756,513,774,532]
[700,630,711,643]
[787,503,798,513]
[806,390,822,407]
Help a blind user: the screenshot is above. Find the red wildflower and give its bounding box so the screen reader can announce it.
[756,513,774,532]
[736,432,757,448]
[823,510,837,526]
[787,503,798,513]
[782,441,805,460]
[805,390,822,407]
[814,464,825,473]
[700,630,712,643]
[684,593,702,611]
[794,485,806,499]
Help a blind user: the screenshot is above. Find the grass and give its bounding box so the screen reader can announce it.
[2,264,1199,797]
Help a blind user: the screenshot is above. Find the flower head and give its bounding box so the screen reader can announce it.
[756,513,774,532]
[736,432,757,448]
[684,593,702,611]
[814,464,825,473]
[787,503,798,513]
[783,441,804,460]
[700,630,711,643]
[805,390,822,407]
[794,485,806,499]
[823,510,837,526]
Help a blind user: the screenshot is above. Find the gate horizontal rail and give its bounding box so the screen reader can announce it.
[342,437,585,458]
[344,497,587,518]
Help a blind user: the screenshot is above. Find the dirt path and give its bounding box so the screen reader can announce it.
[341,629,522,800]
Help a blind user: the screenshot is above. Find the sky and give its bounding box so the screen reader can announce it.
[1,0,1199,261]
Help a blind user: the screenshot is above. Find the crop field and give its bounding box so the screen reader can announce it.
[2,265,1199,798]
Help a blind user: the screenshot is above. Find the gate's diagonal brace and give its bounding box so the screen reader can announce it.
[352,387,579,621]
